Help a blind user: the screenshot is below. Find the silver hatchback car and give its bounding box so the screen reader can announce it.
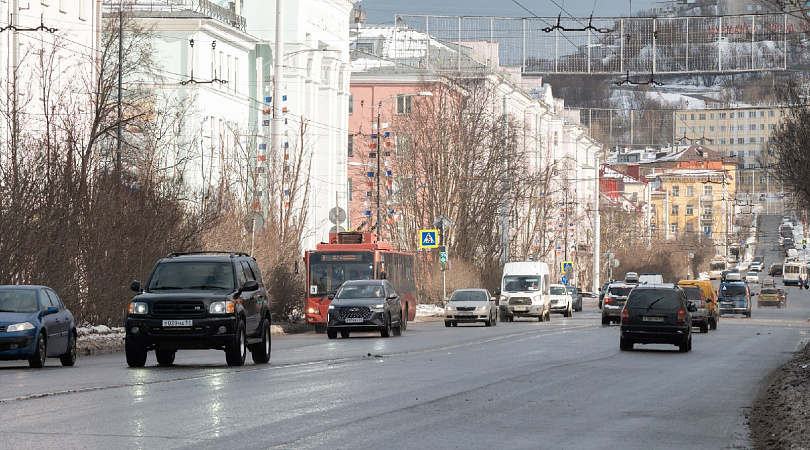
[445,289,498,327]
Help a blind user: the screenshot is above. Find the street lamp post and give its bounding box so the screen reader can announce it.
[373,91,432,238]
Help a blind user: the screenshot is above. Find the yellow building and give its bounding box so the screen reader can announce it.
[648,169,736,250]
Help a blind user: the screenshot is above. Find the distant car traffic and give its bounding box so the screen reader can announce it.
[757,288,781,309]
[745,271,759,284]
[718,281,751,318]
[681,285,709,333]
[444,289,498,327]
[619,284,696,352]
[677,279,719,331]
[548,284,573,317]
[0,285,77,368]
[768,264,783,277]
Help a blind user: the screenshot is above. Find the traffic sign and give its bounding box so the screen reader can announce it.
[419,229,439,248]
[560,261,573,274]
[561,275,569,285]
[440,251,447,263]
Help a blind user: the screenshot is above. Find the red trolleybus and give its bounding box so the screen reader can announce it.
[304,232,416,333]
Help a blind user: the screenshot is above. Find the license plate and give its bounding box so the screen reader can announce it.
[642,316,664,322]
[513,306,528,312]
[162,320,192,327]
[345,317,363,323]
[459,312,473,316]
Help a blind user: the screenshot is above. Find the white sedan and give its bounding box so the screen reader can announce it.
[745,271,759,284]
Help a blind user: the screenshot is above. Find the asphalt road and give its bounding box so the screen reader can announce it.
[1,216,809,449]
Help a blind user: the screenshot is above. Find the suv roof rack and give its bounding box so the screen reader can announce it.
[165,251,250,258]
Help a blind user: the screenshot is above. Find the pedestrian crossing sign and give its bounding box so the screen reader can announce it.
[561,261,573,274]
[419,229,439,248]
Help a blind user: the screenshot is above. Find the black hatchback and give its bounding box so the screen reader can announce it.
[619,284,696,352]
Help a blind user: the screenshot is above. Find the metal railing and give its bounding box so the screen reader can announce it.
[102,0,246,32]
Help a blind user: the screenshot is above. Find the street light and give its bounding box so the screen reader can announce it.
[373,91,432,238]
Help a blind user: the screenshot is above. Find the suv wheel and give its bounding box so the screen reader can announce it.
[29,333,47,368]
[60,332,77,367]
[327,329,337,339]
[250,319,271,364]
[679,335,690,352]
[156,349,176,366]
[125,338,147,368]
[381,316,392,338]
[620,336,633,351]
[601,315,610,326]
[700,323,708,334]
[225,321,247,366]
[445,321,451,327]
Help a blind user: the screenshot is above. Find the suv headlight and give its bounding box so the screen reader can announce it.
[6,322,34,332]
[129,302,148,315]
[371,304,385,312]
[532,295,544,305]
[209,301,235,314]
[499,295,508,302]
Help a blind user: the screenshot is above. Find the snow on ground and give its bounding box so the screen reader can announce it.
[416,304,445,317]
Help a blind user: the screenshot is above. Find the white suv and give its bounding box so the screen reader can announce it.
[548,284,573,317]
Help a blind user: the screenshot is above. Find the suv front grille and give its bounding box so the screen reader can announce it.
[152,301,207,316]
[0,326,6,332]
[338,307,371,319]
[509,297,531,306]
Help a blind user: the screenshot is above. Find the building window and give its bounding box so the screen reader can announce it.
[680,114,686,120]
[769,111,775,117]
[720,112,727,119]
[738,138,744,144]
[698,126,705,132]
[686,204,694,215]
[738,112,744,118]
[749,124,756,131]
[749,138,756,143]
[703,185,713,195]
[671,185,679,196]
[699,114,706,120]
[703,225,711,235]
[720,125,726,131]
[737,125,744,131]
[768,124,775,130]
[749,111,756,117]
[347,134,354,157]
[686,222,694,233]
[396,95,412,114]
[686,186,694,197]
[760,124,764,130]
[760,111,765,117]
[671,204,679,215]
[710,126,715,132]
[679,127,686,134]
[719,138,726,144]
[671,223,678,234]
[760,137,764,143]
[710,113,714,119]
[691,113,695,120]
[348,94,353,114]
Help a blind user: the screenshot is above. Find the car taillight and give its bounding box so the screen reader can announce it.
[604,298,613,304]
[621,308,629,322]
[677,309,686,323]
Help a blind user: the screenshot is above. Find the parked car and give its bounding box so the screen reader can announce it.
[327,280,403,338]
[602,282,634,325]
[126,252,272,367]
[768,264,783,277]
[681,285,709,333]
[566,286,583,312]
[757,287,781,309]
[619,283,696,352]
[549,284,573,317]
[444,289,497,327]
[0,285,77,368]
[677,279,719,330]
[745,271,759,284]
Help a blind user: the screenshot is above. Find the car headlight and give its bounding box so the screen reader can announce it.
[445,304,456,312]
[209,300,235,314]
[128,302,148,315]
[6,322,34,332]
[499,295,508,302]
[475,305,488,311]
[328,304,335,310]
[532,296,544,305]
[307,307,320,314]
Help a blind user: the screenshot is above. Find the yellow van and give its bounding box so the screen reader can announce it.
[678,279,719,330]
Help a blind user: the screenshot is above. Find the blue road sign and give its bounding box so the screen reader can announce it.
[561,275,569,285]
[419,229,439,248]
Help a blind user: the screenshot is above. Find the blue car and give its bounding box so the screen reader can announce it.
[0,285,77,368]
[718,281,751,318]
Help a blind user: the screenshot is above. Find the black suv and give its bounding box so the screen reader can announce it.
[125,252,271,367]
[326,280,403,339]
[619,284,697,352]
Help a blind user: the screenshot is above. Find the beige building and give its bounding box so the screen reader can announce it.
[673,106,783,194]
[648,170,736,249]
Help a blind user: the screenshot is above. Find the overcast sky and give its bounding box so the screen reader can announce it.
[358,0,654,24]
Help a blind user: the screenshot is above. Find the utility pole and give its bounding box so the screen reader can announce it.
[592,156,600,294]
[376,103,382,237]
[117,0,123,175]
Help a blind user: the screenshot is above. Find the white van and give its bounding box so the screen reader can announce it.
[495,261,551,322]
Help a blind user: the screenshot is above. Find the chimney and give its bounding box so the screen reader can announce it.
[351,6,366,25]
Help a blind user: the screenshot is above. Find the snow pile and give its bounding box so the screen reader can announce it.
[416,304,445,317]
[77,325,125,356]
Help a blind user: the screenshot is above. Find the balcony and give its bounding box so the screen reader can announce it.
[701,213,714,222]
[102,0,246,31]
[699,194,714,202]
